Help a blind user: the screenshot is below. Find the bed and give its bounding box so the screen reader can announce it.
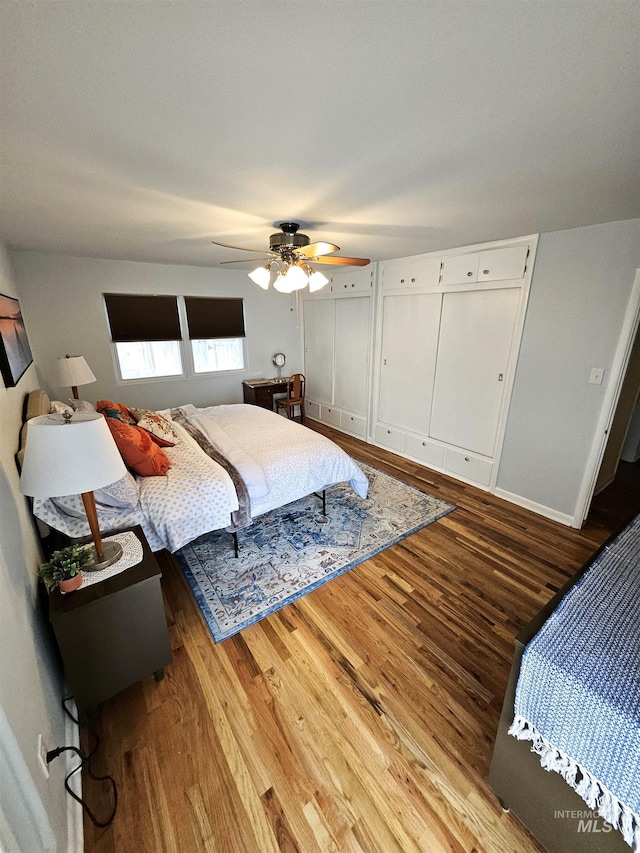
[489,516,640,852]
[21,390,368,553]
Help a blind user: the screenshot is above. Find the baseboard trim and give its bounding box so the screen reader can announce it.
[493,488,574,527]
[64,699,84,853]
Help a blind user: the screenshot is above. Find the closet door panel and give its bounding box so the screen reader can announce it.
[377,293,441,434]
[303,299,334,404]
[429,288,520,457]
[334,297,370,416]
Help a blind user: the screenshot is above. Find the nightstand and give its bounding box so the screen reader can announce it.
[47,525,172,711]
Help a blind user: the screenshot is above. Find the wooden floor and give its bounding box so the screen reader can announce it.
[82,426,640,853]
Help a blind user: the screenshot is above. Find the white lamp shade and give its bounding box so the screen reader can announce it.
[248,266,271,289]
[19,413,127,497]
[55,355,96,389]
[273,272,294,293]
[308,270,329,292]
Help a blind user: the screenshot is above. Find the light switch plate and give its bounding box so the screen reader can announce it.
[589,368,604,385]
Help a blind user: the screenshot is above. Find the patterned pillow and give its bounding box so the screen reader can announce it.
[130,407,179,447]
[97,399,137,426]
[104,417,171,476]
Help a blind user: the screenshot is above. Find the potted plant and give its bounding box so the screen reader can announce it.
[38,544,93,593]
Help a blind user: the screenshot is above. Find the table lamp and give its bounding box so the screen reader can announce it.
[20,412,127,570]
[55,354,97,400]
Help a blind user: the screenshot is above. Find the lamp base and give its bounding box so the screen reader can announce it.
[84,540,123,571]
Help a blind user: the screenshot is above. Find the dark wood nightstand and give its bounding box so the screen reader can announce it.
[47,526,172,711]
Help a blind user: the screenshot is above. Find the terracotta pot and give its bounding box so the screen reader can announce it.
[58,573,83,593]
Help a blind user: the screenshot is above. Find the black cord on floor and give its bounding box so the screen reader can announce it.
[46,696,118,828]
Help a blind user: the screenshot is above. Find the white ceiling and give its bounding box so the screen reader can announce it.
[1,1,638,269]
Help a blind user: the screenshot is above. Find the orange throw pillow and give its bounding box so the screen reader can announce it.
[104,417,171,476]
[97,399,137,426]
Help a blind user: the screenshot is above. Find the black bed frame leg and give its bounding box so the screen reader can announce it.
[322,488,326,516]
[232,531,239,558]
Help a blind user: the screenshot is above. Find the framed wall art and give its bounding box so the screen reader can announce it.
[0,293,33,387]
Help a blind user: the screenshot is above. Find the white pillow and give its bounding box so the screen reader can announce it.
[68,399,97,412]
[50,400,74,415]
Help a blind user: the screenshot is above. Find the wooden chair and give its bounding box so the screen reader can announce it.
[276,373,306,424]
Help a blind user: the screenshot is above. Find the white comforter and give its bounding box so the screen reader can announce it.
[34,404,368,553]
[178,403,369,516]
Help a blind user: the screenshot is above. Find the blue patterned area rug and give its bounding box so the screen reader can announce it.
[176,462,455,643]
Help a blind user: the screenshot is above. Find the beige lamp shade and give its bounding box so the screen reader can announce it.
[19,413,126,498]
[55,355,96,391]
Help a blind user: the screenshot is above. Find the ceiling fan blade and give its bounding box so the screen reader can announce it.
[309,255,370,266]
[219,257,273,265]
[296,241,340,257]
[211,239,267,254]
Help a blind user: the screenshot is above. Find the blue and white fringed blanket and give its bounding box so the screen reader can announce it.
[509,514,640,850]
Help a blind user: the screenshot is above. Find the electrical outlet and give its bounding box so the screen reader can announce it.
[37,733,50,779]
[589,367,605,385]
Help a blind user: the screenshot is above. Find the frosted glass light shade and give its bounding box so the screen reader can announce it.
[273,272,294,293]
[248,266,271,289]
[55,355,96,389]
[19,413,126,498]
[286,265,308,291]
[308,271,329,292]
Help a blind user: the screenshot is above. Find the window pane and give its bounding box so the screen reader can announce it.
[116,340,183,380]
[191,338,244,373]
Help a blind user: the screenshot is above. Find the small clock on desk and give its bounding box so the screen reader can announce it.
[272,352,286,378]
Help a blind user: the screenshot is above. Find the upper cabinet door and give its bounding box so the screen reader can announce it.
[381,258,442,290]
[442,245,529,285]
[330,268,373,293]
[429,288,521,457]
[440,253,480,285]
[477,245,529,282]
[303,299,335,405]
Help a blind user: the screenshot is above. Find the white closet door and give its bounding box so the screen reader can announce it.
[429,288,520,457]
[334,297,370,416]
[303,299,334,404]
[377,293,441,433]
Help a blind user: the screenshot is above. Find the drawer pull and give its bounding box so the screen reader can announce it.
[400,278,405,283]
[411,278,416,283]
[464,456,470,462]
[483,269,490,275]
[467,271,473,277]
[387,430,391,434]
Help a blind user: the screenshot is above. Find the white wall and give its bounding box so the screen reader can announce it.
[11,252,303,410]
[0,244,71,851]
[497,219,640,519]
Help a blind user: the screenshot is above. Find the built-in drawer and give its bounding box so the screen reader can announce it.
[340,411,366,438]
[320,405,341,428]
[405,435,445,468]
[375,424,406,453]
[304,399,321,421]
[443,447,492,486]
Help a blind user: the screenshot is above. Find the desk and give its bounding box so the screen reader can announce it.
[242,377,289,411]
[48,526,172,711]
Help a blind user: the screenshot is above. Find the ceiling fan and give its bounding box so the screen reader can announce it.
[212,222,370,293]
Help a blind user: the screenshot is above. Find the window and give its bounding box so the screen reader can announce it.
[184,296,245,374]
[104,293,246,381]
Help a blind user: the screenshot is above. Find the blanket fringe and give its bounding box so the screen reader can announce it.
[508,715,640,850]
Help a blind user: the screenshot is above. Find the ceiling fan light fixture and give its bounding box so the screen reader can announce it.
[308,270,329,292]
[248,265,271,289]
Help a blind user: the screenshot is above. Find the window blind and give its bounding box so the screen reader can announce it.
[104,294,181,342]
[184,297,245,339]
